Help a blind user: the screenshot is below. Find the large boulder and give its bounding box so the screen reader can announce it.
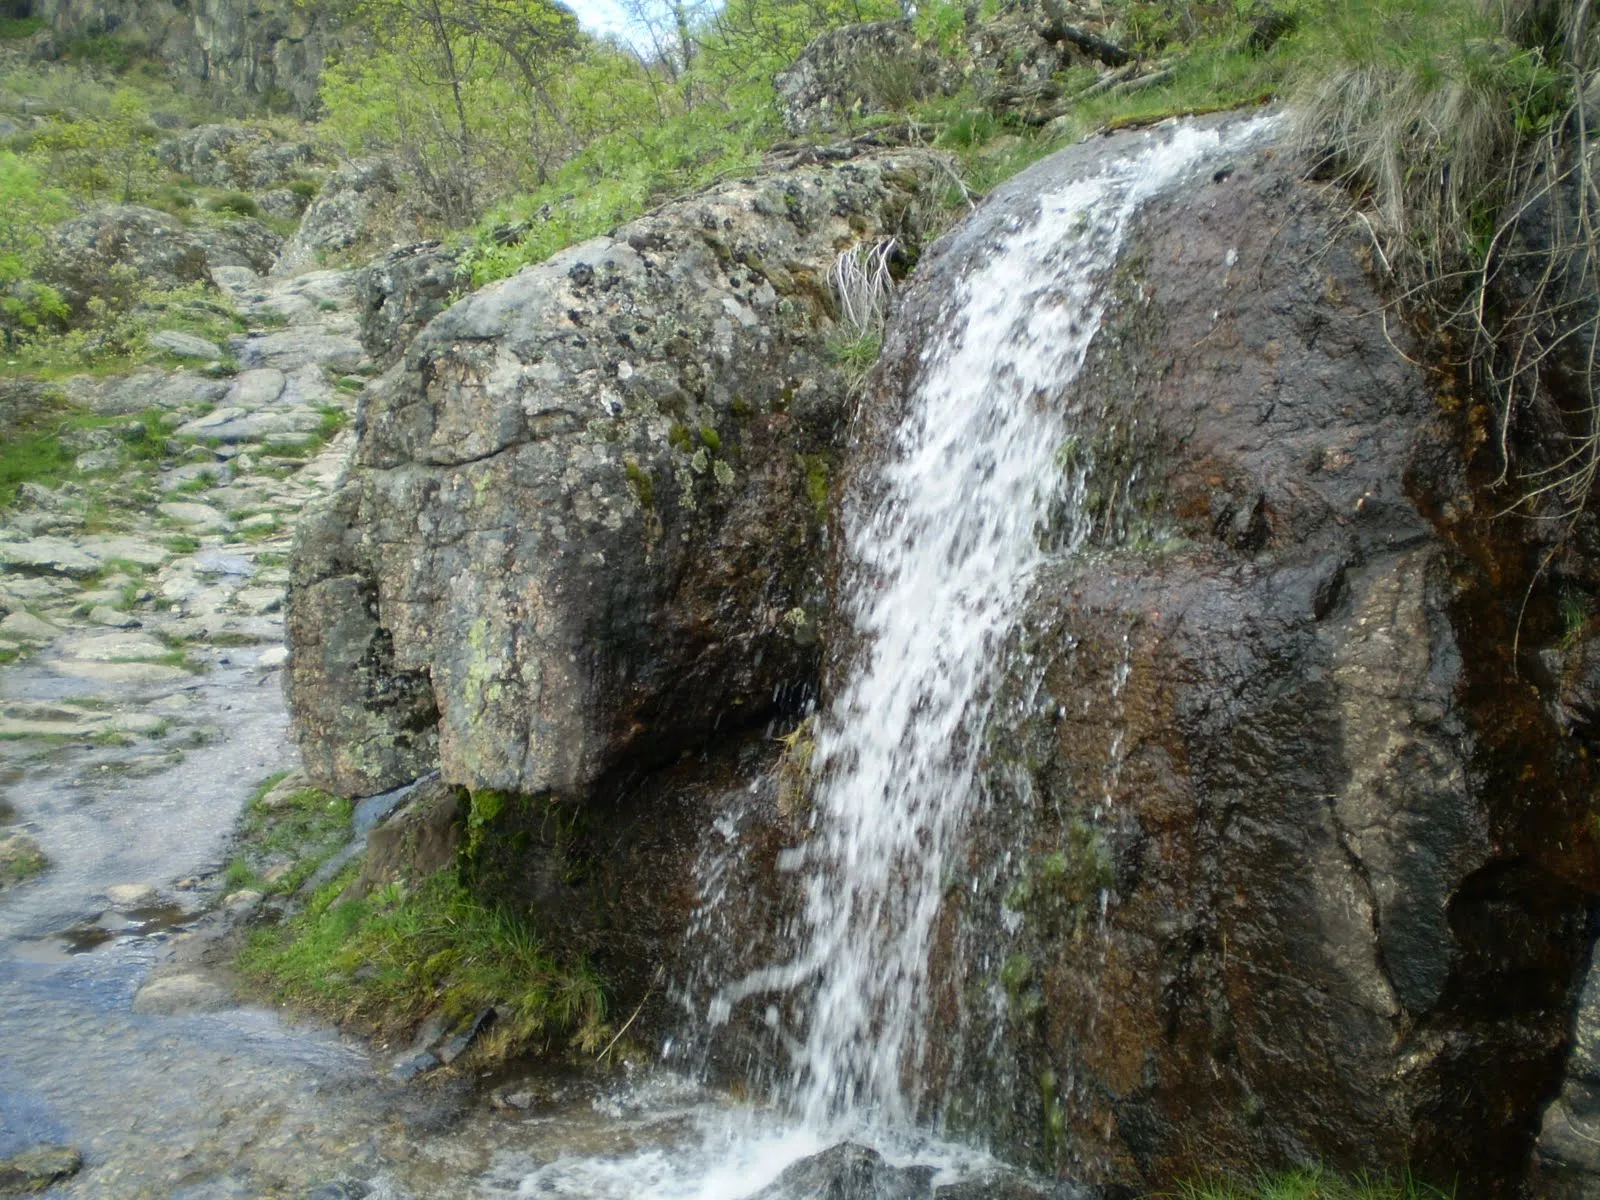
[286,148,944,798]
[355,241,470,367]
[193,216,284,273]
[806,117,1598,1194]
[39,205,211,315]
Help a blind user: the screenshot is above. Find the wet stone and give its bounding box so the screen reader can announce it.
[749,1144,936,1200]
[89,606,141,628]
[0,611,61,643]
[0,538,100,578]
[158,502,230,531]
[106,883,159,907]
[0,1145,82,1193]
[60,632,170,662]
[302,1182,372,1200]
[52,660,191,686]
[227,368,287,408]
[132,971,230,1015]
[192,551,255,577]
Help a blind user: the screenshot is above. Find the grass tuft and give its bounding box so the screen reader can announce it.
[238,868,609,1059]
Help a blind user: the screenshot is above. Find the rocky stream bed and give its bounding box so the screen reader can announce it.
[0,263,725,1200]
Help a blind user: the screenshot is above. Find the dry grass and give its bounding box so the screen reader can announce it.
[1293,0,1600,514]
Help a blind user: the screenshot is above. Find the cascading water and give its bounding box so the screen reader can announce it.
[518,115,1277,1199]
[718,116,1278,1133]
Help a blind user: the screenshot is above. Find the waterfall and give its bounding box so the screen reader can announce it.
[515,115,1278,1200]
[710,116,1279,1132]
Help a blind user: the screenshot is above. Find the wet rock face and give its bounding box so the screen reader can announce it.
[287,149,943,799]
[853,126,1597,1193]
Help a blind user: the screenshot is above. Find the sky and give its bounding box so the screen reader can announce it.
[565,0,652,43]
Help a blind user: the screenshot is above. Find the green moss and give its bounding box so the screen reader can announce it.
[623,460,655,510]
[698,425,722,453]
[227,775,355,897]
[668,422,693,452]
[1000,952,1034,993]
[800,453,830,519]
[0,16,45,38]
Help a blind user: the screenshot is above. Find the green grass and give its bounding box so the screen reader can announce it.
[0,406,170,510]
[238,867,609,1061]
[227,776,354,897]
[1169,1168,1454,1200]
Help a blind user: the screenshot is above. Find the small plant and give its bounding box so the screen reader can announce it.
[828,238,899,337]
[1170,1166,1455,1200]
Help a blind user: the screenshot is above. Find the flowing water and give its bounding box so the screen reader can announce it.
[0,117,1269,1199]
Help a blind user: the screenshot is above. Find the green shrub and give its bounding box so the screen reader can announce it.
[0,15,46,39]
[0,152,71,348]
[208,190,261,217]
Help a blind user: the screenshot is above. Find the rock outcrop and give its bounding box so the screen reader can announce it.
[817,117,1597,1194]
[35,0,333,113]
[281,102,1600,1196]
[41,205,211,314]
[274,159,400,277]
[157,123,317,190]
[286,148,944,797]
[774,20,957,134]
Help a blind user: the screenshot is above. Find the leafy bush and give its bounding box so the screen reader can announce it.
[0,153,71,348]
[208,190,261,217]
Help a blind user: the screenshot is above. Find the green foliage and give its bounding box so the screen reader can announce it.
[0,152,71,346]
[238,867,609,1058]
[0,405,169,509]
[1290,0,1600,513]
[7,281,243,377]
[24,85,162,204]
[208,190,261,217]
[230,780,356,895]
[62,33,146,70]
[0,16,45,39]
[826,329,882,382]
